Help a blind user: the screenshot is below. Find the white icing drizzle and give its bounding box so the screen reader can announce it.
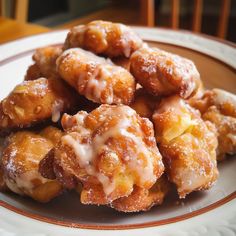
[84,68,108,103]
[62,105,157,196]
[119,24,134,58]
[62,135,93,167]
[119,127,155,184]
[121,37,132,58]
[51,100,64,122]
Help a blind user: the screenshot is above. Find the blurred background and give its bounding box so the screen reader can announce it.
[1,0,236,42]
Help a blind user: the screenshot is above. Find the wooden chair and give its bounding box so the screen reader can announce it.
[0,0,29,23]
[140,0,231,39]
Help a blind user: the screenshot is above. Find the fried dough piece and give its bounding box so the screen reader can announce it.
[45,105,164,205]
[130,47,201,98]
[57,48,136,105]
[203,106,236,160]
[190,89,236,160]
[25,46,62,80]
[63,20,143,58]
[190,88,236,117]
[0,77,78,133]
[153,96,218,198]
[1,127,63,202]
[111,175,170,212]
[130,87,160,119]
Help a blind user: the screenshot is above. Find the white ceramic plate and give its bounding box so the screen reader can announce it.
[0,28,236,236]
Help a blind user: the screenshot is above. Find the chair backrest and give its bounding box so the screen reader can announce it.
[140,0,231,39]
[0,0,29,23]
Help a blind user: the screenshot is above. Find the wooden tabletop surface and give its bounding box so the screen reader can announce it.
[0,17,49,44]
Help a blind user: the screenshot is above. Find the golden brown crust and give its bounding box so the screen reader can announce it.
[1,127,63,202]
[0,77,78,133]
[111,175,170,212]
[63,20,143,58]
[130,87,160,119]
[189,89,236,160]
[130,47,201,99]
[153,96,218,198]
[25,46,62,80]
[49,105,164,205]
[203,106,236,161]
[0,163,7,191]
[57,48,136,105]
[24,64,42,81]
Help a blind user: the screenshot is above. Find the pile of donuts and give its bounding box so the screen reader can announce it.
[0,21,235,212]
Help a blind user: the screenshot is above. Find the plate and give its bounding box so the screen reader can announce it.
[0,27,236,236]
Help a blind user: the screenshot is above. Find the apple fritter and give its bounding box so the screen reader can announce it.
[190,89,236,160]
[1,126,63,202]
[153,96,218,198]
[42,105,164,206]
[56,48,136,105]
[25,46,62,80]
[63,20,143,58]
[130,47,201,99]
[0,77,78,134]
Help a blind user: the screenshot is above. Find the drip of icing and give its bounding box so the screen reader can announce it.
[119,127,155,184]
[62,135,93,167]
[122,38,131,58]
[84,68,108,103]
[119,25,133,58]
[52,100,64,122]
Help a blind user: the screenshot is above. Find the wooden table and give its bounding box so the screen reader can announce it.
[0,17,49,44]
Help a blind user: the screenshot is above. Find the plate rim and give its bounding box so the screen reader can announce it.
[1,191,236,230]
